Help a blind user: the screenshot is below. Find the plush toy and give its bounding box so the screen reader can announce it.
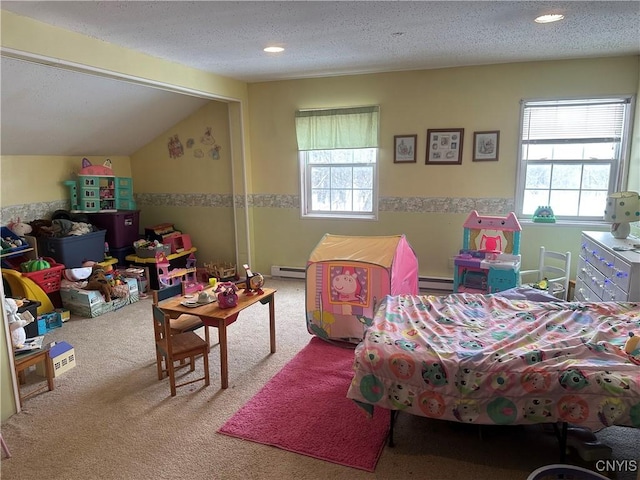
[624,332,640,365]
[4,298,34,349]
[84,264,112,302]
[7,217,32,236]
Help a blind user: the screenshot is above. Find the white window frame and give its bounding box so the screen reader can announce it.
[299,148,379,220]
[296,106,380,220]
[515,96,634,222]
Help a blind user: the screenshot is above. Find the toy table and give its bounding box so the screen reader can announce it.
[125,247,197,290]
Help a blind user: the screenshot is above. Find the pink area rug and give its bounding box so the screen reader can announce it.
[218,337,390,472]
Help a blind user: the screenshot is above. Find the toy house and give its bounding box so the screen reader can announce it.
[453,210,522,294]
[64,158,136,213]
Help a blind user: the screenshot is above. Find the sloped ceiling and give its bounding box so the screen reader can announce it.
[1,1,639,156]
[1,57,211,156]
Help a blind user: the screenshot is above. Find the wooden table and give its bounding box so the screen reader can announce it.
[14,347,54,407]
[158,287,276,389]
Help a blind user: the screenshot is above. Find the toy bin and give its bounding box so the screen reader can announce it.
[86,210,140,249]
[21,257,65,294]
[25,311,63,337]
[109,245,135,266]
[36,229,106,268]
[135,244,171,258]
[1,226,30,256]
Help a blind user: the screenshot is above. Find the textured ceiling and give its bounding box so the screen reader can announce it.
[1,1,639,155]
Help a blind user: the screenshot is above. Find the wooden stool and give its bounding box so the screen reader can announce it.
[14,347,54,407]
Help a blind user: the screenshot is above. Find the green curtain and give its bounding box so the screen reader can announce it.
[295,106,379,150]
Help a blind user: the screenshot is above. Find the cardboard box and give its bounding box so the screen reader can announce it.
[60,277,139,318]
[36,341,76,378]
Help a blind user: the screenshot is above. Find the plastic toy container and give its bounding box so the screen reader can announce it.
[135,244,171,258]
[1,226,30,256]
[36,230,106,268]
[86,210,140,248]
[21,257,65,293]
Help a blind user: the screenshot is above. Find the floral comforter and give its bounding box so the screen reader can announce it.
[346,294,640,431]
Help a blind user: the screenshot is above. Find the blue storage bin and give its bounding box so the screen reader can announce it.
[36,229,106,268]
[1,226,30,256]
[25,311,62,336]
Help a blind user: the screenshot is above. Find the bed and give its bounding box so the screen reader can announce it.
[346,290,640,435]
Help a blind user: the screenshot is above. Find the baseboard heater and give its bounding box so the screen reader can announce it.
[270,265,454,293]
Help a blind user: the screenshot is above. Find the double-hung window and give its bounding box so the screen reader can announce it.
[516,97,633,221]
[296,106,379,219]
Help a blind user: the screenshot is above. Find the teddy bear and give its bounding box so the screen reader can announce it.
[84,264,112,302]
[4,298,34,349]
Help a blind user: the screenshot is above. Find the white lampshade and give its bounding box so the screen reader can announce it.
[603,191,640,239]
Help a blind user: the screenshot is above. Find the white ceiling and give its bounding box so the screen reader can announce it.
[1,1,639,156]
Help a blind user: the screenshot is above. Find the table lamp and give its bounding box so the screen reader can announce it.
[603,191,640,239]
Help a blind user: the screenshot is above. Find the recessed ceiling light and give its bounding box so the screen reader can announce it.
[264,46,284,53]
[534,14,565,24]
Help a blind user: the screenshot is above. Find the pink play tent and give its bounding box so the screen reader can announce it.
[306,234,419,343]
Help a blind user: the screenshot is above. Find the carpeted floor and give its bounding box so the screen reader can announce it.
[2,278,639,480]
[218,337,389,471]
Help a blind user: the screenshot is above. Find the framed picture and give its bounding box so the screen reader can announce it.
[425,128,464,165]
[473,130,500,162]
[394,134,417,163]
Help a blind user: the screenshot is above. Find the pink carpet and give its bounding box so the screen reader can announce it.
[218,337,390,472]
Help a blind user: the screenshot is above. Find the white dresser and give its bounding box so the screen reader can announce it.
[575,231,640,302]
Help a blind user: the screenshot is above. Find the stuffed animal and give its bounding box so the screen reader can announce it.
[7,217,32,236]
[624,332,640,365]
[84,264,112,302]
[4,298,34,349]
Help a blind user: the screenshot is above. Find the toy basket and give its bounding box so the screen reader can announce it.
[204,261,236,280]
[21,257,65,294]
[526,464,610,480]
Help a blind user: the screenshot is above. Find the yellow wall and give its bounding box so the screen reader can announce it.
[246,57,639,276]
[1,156,132,206]
[131,101,236,264]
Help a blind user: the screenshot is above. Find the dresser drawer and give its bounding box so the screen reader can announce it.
[580,236,616,278]
[579,231,640,302]
[574,278,601,302]
[610,258,631,293]
[601,280,628,302]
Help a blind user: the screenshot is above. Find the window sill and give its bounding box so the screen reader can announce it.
[518,219,610,229]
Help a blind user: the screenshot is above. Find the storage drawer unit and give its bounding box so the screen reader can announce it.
[574,231,639,302]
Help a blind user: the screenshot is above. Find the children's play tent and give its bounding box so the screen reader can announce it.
[306,234,419,343]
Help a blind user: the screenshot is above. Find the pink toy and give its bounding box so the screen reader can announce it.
[215,282,239,309]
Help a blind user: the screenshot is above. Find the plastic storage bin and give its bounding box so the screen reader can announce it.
[25,311,63,336]
[1,226,30,256]
[86,210,140,249]
[109,245,135,266]
[36,230,106,268]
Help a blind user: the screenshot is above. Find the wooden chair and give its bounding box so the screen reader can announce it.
[520,246,572,300]
[151,286,210,345]
[152,304,210,396]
